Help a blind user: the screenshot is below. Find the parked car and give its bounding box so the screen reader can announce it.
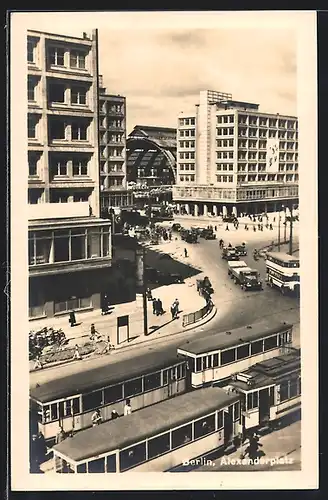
[201,229,216,240]
[235,244,247,256]
[222,247,240,261]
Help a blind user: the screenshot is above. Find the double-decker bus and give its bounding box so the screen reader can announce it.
[265,251,300,296]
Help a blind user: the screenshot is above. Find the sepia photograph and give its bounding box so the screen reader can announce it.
[10,10,318,490]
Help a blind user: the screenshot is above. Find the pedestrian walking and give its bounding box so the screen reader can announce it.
[214,225,217,231]
[170,303,176,320]
[269,223,273,230]
[34,355,43,370]
[173,298,179,319]
[73,344,82,360]
[146,287,153,301]
[91,409,102,427]
[111,410,119,420]
[101,294,109,315]
[169,231,172,241]
[253,225,256,232]
[69,310,76,327]
[228,242,232,248]
[273,217,276,223]
[123,399,132,416]
[152,299,157,315]
[219,238,224,249]
[102,335,114,354]
[244,224,248,231]
[56,426,67,444]
[184,248,188,258]
[157,298,164,315]
[225,224,229,231]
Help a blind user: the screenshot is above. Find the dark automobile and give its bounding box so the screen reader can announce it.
[157,272,184,285]
[201,229,216,240]
[235,244,247,256]
[222,247,240,261]
[171,223,182,231]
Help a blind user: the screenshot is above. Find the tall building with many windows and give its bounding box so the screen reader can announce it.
[173,90,298,216]
[27,29,112,319]
[98,77,133,211]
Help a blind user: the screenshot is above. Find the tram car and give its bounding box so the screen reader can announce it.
[52,386,242,473]
[222,348,301,435]
[177,320,293,388]
[30,348,188,446]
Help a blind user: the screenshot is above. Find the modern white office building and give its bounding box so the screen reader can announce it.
[173,90,298,217]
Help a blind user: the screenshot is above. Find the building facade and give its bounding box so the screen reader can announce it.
[98,77,133,211]
[173,90,298,216]
[27,29,112,319]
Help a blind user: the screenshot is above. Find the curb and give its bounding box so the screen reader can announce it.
[29,305,218,372]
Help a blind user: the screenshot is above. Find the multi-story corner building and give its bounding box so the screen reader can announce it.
[27,29,112,319]
[173,90,298,216]
[98,77,133,211]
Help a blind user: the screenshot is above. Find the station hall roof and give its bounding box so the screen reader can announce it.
[127,125,177,152]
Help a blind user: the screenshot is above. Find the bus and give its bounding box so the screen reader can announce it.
[52,386,241,473]
[177,320,293,388]
[265,251,300,296]
[30,348,187,446]
[223,348,301,435]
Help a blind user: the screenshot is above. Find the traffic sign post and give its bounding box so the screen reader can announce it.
[117,315,130,344]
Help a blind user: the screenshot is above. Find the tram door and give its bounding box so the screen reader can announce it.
[223,406,233,446]
[259,388,270,426]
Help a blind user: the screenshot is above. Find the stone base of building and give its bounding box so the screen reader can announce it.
[173,199,298,218]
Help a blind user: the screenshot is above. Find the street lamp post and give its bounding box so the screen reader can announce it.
[135,246,148,336]
[289,205,294,256]
[277,210,281,251]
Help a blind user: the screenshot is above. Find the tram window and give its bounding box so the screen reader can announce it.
[172,423,192,449]
[207,355,212,368]
[213,353,219,367]
[163,370,168,385]
[217,410,223,429]
[104,384,123,404]
[264,335,278,351]
[176,364,182,379]
[106,454,116,472]
[196,358,202,372]
[221,348,236,365]
[148,432,170,459]
[247,391,259,410]
[88,457,105,473]
[237,344,250,360]
[233,401,240,421]
[82,390,103,412]
[124,378,143,398]
[181,363,186,378]
[279,381,289,402]
[77,463,87,473]
[251,340,263,355]
[194,413,215,439]
[289,379,298,399]
[119,442,146,471]
[49,403,58,421]
[170,367,177,380]
[269,387,274,406]
[279,331,292,345]
[62,459,74,473]
[144,371,161,391]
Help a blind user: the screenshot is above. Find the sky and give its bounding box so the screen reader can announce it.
[20,12,297,134]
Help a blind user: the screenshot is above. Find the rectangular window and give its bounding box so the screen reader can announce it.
[28,78,36,101]
[279,381,289,402]
[172,423,192,449]
[50,120,66,140]
[217,410,223,429]
[233,401,240,421]
[77,463,87,473]
[221,348,236,365]
[53,233,69,261]
[194,414,215,439]
[72,123,87,140]
[106,454,116,473]
[27,39,36,63]
[28,116,37,139]
[49,47,65,66]
[144,371,162,391]
[237,344,250,360]
[263,335,278,351]
[49,83,65,103]
[289,379,299,399]
[71,86,87,105]
[247,391,258,410]
[124,377,143,398]
[28,157,38,176]
[196,357,202,372]
[213,353,219,367]
[148,432,170,459]
[251,340,263,355]
[88,457,105,473]
[104,384,123,404]
[269,386,274,406]
[70,50,86,69]
[120,442,146,471]
[82,390,103,411]
[73,160,88,176]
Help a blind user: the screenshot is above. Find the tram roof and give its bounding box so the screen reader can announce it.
[53,386,239,462]
[177,320,293,356]
[266,252,299,262]
[227,349,301,391]
[30,346,180,403]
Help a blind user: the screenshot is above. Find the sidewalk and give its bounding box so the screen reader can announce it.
[29,271,213,371]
